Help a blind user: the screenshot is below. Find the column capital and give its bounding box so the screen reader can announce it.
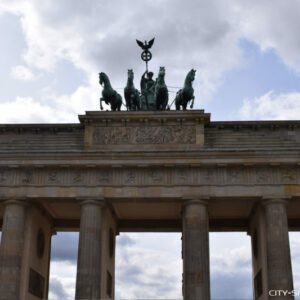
[261,196,291,207]
[2,199,29,207]
[182,197,209,207]
[76,197,106,207]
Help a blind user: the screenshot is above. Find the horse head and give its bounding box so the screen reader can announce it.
[127,69,134,81]
[187,69,196,83]
[156,67,166,85]
[99,72,104,85]
[158,66,166,78]
[99,72,110,86]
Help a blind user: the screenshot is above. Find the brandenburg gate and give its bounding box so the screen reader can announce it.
[0,110,299,299]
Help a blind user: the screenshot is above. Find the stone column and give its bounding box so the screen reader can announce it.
[75,198,105,300]
[0,200,27,300]
[182,199,210,300]
[263,198,294,298]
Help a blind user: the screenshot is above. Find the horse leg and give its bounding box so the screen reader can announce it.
[125,94,130,111]
[131,99,134,110]
[175,97,180,110]
[135,92,140,110]
[118,96,122,111]
[100,98,104,110]
[190,96,195,109]
[164,93,169,110]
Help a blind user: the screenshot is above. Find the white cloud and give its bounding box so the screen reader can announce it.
[0,96,72,123]
[211,246,251,275]
[115,233,253,299]
[0,0,243,105]
[1,0,300,120]
[0,79,101,123]
[49,262,76,300]
[233,0,300,72]
[239,90,300,120]
[290,233,300,292]
[115,233,182,299]
[48,278,70,300]
[0,97,58,123]
[10,65,36,81]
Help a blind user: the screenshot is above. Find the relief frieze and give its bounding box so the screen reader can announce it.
[0,170,8,183]
[0,166,299,187]
[96,169,111,184]
[92,126,196,145]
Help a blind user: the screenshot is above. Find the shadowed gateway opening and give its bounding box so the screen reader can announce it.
[7,230,300,299]
[48,232,253,299]
[115,233,182,299]
[115,232,253,300]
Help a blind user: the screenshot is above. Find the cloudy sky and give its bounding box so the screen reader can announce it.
[0,0,300,299]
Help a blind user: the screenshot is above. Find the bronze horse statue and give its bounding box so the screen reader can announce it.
[175,69,196,110]
[99,72,122,111]
[124,69,140,111]
[155,67,169,110]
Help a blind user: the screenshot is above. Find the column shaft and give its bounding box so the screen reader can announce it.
[75,200,104,300]
[264,199,294,298]
[182,200,210,300]
[0,201,26,300]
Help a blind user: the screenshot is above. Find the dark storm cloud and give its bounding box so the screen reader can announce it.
[51,232,78,264]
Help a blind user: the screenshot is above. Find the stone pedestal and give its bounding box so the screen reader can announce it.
[182,199,210,300]
[0,200,27,300]
[75,199,117,300]
[79,110,210,152]
[249,198,294,300]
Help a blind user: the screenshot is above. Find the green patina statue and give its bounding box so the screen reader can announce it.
[99,72,122,111]
[154,66,168,110]
[97,39,197,111]
[124,69,140,111]
[139,67,169,110]
[140,71,156,110]
[175,69,196,110]
[98,68,197,111]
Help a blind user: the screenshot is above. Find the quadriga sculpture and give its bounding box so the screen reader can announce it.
[99,72,122,111]
[175,69,196,110]
[124,69,140,111]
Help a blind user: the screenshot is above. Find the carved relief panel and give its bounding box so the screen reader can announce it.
[0,165,299,187]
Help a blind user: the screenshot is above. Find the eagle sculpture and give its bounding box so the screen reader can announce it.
[136,38,155,51]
